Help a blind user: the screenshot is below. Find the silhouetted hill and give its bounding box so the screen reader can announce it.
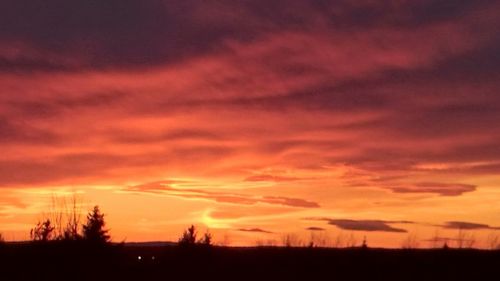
[1,242,499,281]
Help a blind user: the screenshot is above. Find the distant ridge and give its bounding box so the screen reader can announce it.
[122,241,177,247]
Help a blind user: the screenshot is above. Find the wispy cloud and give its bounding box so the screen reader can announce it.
[125,181,320,208]
[244,174,304,182]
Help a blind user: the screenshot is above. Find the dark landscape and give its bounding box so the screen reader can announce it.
[2,242,500,281]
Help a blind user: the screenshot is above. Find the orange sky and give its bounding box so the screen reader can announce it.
[1,1,500,248]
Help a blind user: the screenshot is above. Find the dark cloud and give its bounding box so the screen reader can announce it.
[237,228,274,234]
[327,219,408,233]
[1,0,497,72]
[306,227,326,231]
[442,221,500,230]
[0,0,235,70]
[307,218,411,233]
[390,183,476,197]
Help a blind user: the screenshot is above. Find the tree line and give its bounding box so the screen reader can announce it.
[30,205,110,244]
[19,195,213,247]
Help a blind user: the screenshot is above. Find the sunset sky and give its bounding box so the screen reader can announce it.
[1,1,500,247]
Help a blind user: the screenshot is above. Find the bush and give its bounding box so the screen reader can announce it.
[31,219,55,242]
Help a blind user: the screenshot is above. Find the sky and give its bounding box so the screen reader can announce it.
[1,0,500,248]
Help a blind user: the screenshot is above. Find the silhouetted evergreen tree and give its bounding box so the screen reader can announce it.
[178,225,214,247]
[82,206,110,243]
[179,225,197,246]
[199,231,213,246]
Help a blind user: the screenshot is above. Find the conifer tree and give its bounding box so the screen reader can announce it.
[82,206,110,243]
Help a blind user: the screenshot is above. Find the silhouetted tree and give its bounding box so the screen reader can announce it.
[82,206,110,243]
[31,219,55,242]
[0,232,4,243]
[179,225,197,246]
[199,231,213,246]
[178,225,214,247]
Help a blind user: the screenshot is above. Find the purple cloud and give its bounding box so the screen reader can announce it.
[442,221,500,230]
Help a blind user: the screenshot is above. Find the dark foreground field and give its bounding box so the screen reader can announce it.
[1,242,499,281]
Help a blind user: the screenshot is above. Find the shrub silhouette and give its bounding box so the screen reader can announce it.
[61,195,83,241]
[82,205,110,243]
[30,219,55,242]
[28,194,84,241]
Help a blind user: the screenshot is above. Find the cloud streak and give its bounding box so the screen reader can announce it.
[308,218,412,233]
[390,183,476,197]
[237,228,274,234]
[125,181,320,208]
[442,221,500,230]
